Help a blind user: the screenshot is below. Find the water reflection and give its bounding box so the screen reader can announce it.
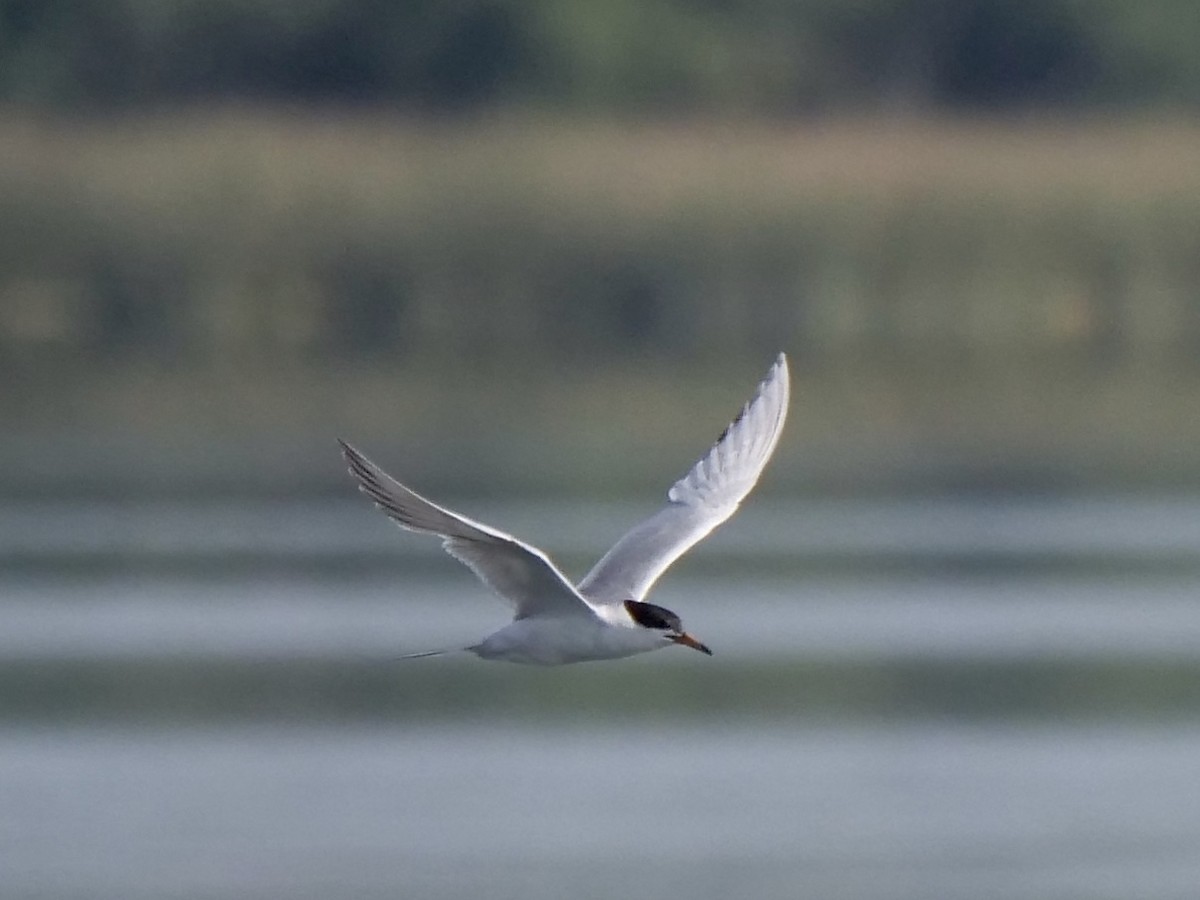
[3,494,1200,898]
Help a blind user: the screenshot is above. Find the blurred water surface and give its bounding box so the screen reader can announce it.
[3,494,1200,898]
[3,722,1199,900]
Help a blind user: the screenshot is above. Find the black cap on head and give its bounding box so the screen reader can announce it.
[624,600,712,655]
[624,600,683,632]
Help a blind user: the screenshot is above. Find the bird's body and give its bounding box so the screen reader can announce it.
[339,353,790,665]
[470,611,668,665]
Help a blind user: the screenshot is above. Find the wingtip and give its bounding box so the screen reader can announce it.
[750,353,789,412]
[337,439,370,484]
[768,352,791,405]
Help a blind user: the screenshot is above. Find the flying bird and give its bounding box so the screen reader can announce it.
[339,353,789,664]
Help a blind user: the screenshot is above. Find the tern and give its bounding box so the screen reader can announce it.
[338,353,789,664]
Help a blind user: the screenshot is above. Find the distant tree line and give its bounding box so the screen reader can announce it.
[1,0,1199,112]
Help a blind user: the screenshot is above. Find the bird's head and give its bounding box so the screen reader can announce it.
[623,599,712,656]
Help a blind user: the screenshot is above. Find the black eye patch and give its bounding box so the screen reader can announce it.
[624,600,682,632]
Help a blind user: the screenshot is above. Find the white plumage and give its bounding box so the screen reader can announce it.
[339,352,789,664]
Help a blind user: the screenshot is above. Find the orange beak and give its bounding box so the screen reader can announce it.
[671,632,713,656]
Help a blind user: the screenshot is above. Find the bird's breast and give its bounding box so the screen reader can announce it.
[471,616,664,665]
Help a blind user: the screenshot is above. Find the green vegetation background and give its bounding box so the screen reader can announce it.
[4,0,1200,497]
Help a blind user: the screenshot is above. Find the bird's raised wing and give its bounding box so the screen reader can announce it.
[578,353,789,605]
[339,440,599,620]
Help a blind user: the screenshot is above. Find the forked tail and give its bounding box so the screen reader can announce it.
[396,646,473,661]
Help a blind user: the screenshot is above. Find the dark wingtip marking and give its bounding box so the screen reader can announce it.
[337,439,389,506]
[714,400,750,446]
[710,355,784,448]
[337,440,421,527]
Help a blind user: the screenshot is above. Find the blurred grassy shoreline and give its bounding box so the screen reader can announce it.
[5,111,1200,495]
[8,358,1200,498]
[6,655,1200,725]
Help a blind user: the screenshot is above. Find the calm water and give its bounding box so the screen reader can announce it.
[4,495,1200,898]
[3,722,1200,900]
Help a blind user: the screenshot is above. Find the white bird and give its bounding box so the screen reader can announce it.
[338,353,789,665]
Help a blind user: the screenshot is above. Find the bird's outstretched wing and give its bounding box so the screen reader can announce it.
[339,440,599,620]
[578,353,790,605]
